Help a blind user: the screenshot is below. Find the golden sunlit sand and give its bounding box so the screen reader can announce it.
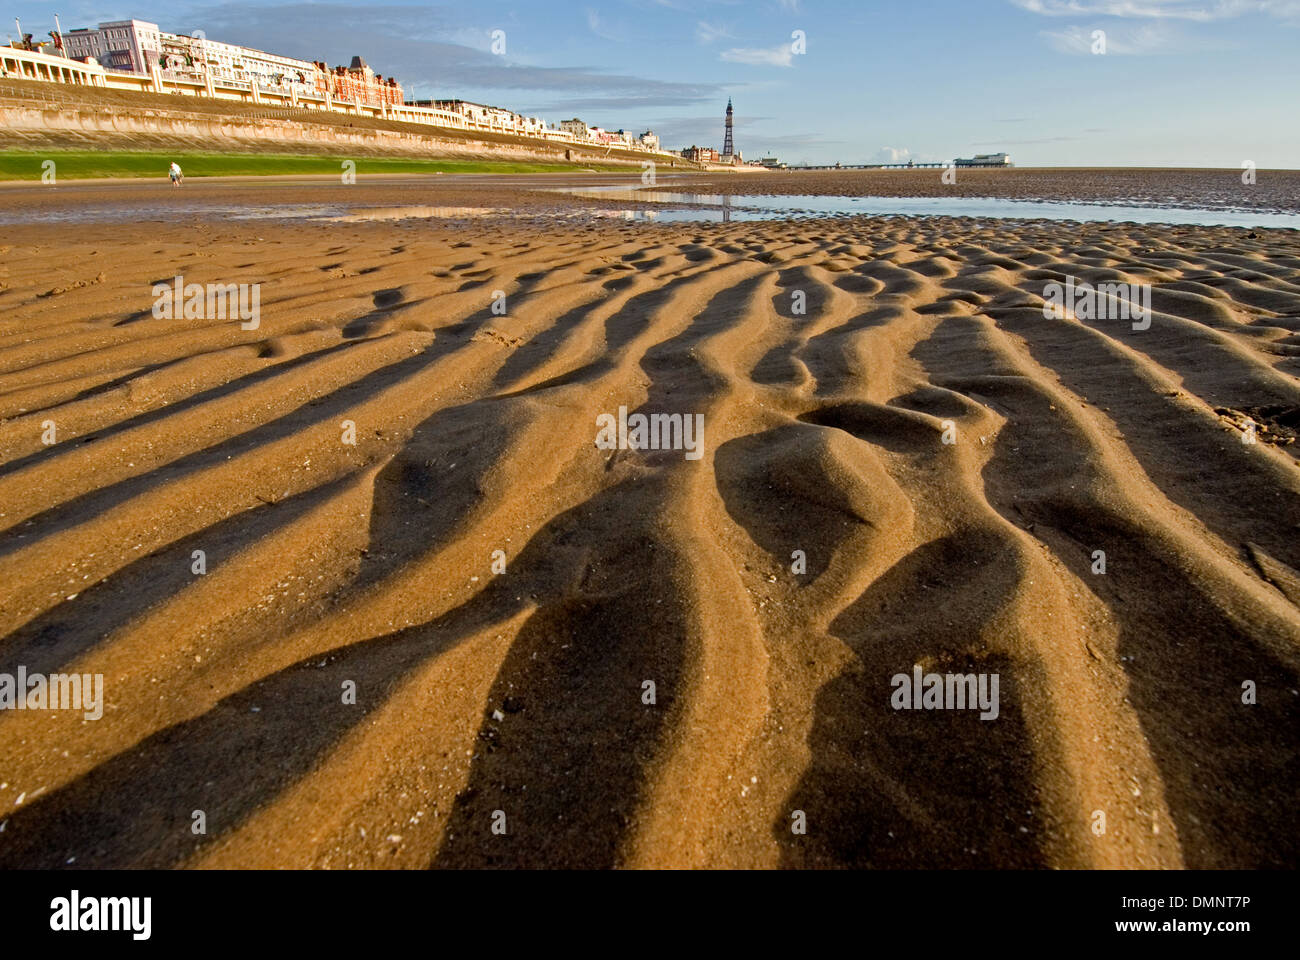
[0,173,1298,868]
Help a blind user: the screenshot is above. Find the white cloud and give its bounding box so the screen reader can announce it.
[869,146,915,164]
[586,8,624,42]
[1042,21,1205,51]
[720,44,794,66]
[1010,0,1300,21]
[696,21,734,44]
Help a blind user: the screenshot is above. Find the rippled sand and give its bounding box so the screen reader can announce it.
[0,177,1298,868]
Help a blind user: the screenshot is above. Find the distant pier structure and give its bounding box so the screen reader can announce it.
[954,152,1012,168]
[722,98,734,159]
[787,151,1014,171]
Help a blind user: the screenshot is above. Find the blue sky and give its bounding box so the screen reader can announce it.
[10,0,1300,166]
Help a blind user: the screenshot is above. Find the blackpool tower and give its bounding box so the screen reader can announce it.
[722,98,734,158]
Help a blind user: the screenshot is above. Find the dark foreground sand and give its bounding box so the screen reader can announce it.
[0,172,1298,868]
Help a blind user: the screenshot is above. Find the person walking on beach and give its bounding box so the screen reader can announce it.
[169,162,183,188]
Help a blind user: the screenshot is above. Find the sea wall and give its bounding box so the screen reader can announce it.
[0,103,673,167]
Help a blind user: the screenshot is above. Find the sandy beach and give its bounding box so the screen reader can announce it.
[0,172,1297,869]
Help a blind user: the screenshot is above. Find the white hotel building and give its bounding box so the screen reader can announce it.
[198,37,316,89]
[64,19,162,74]
[64,19,317,93]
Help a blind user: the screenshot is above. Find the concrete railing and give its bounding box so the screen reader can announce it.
[1,46,107,86]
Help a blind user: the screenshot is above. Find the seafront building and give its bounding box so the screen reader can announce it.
[63,19,160,73]
[681,145,720,163]
[324,57,402,108]
[407,99,550,137]
[2,19,686,160]
[62,19,400,106]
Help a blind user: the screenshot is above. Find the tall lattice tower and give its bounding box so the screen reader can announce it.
[722,98,734,158]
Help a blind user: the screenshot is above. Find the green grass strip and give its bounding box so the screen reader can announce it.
[0,149,628,180]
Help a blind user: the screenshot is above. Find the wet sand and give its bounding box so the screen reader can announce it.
[0,172,1298,868]
[4,166,1298,220]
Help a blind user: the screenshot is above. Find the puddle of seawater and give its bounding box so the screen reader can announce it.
[0,203,506,225]
[547,187,1300,229]
[329,206,507,222]
[229,205,344,220]
[3,192,1296,229]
